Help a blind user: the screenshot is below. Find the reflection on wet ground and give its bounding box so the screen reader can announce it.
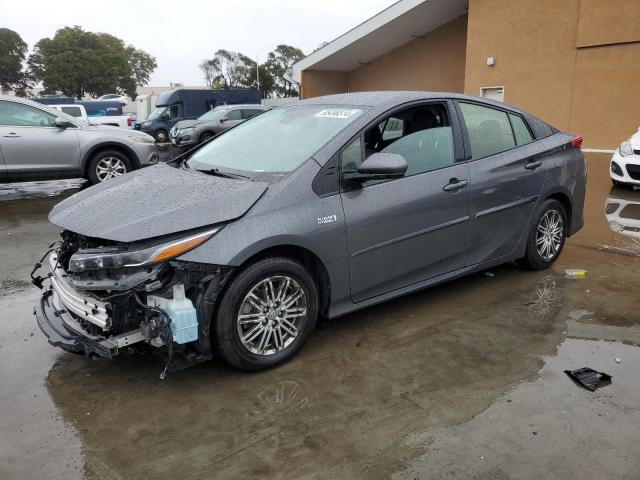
[1,153,639,479]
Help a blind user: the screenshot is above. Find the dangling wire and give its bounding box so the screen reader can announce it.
[134,293,173,380]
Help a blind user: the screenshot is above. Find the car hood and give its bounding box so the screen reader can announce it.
[174,119,197,130]
[630,130,640,148]
[49,164,268,242]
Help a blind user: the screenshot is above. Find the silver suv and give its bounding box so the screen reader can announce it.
[170,104,269,147]
[0,96,158,184]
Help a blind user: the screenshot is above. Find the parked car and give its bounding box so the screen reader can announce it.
[49,104,133,129]
[33,92,585,373]
[0,96,158,184]
[135,88,261,142]
[97,93,129,105]
[610,128,640,187]
[605,189,640,241]
[170,104,270,147]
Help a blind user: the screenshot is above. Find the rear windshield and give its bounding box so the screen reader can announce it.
[188,105,364,173]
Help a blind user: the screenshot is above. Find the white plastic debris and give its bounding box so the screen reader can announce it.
[615,357,622,364]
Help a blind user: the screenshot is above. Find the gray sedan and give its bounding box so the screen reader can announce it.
[0,96,158,184]
[34,92,585,372]
[169,104,269,147]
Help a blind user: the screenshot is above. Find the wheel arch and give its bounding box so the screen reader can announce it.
[82,142,141,176]
[219,243,332,321]
[544,190,573,234]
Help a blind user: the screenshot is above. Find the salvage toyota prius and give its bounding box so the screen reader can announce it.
[33,92,586,373]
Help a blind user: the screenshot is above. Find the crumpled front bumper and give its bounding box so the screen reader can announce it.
[35,289,116,357]
[34,287,146,358]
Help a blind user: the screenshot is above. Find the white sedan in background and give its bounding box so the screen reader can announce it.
[611,128,640,187]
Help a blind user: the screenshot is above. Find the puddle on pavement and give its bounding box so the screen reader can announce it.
[43,269,581,479]
[0,178,86,202]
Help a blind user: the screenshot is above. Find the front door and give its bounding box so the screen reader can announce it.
[340,102,471,303]
[457,101,548,264]
[0,100,80,180]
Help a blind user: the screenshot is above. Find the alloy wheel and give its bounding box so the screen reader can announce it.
[536,209,563,261]
[96,157,127,182]
[237,275,307,356]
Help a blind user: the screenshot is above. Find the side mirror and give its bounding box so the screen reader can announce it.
[343,153,407,185]
[219,117,227,124]
[54,117,74,129]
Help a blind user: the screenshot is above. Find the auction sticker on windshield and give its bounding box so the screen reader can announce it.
[315,109,360,119]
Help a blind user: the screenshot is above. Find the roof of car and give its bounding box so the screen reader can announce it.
[297,91,516,111]
[214,104,269,110]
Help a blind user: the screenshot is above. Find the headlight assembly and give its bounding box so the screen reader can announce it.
[68,227,222,272]
[128,134,155,144]
[619,141,634,157]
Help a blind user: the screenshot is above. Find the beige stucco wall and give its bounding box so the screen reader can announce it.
[347,15,467,93]
[300,70,348,99]
[464,0,640,148]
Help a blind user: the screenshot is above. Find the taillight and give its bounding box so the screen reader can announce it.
[569,135,583,149]
[127,117,132,127]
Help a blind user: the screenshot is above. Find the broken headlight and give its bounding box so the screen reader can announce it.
[68,227,221,273]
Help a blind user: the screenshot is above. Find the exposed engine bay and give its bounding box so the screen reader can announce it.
[33,229,233,377]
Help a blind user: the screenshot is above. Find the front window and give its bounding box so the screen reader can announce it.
[0,101,57,127]
[188,105,364,174]
[147,107,165,120]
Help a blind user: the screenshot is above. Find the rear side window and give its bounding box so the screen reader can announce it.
[459,103,515,159]
[61,106,83,118]
[241,109,263,120]
[226,109,242,121]
[509,113,533,145]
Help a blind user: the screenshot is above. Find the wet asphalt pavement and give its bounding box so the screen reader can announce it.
[1,153,639,479]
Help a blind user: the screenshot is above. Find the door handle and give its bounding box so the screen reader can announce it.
[525,159,543,170]
[2,132,20,138]
[443,179,469,192]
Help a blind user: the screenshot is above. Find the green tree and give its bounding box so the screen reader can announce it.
[265,45,305,97]
[28,26,156,100]
[0,28,29,94]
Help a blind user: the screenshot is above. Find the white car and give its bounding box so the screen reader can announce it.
[97,94,128,105]
[605,191,640,242]
[610,128,640,187]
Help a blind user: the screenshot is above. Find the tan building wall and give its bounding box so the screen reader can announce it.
[464,0,640,148]
[300,71,348,99]
[300,0,640,148]
[348,15,467,93]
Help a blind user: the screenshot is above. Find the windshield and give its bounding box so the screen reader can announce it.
[188,105,364,174]
[198,108,228,122]
[147,107,166,120]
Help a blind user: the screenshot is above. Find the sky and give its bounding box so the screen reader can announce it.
[3,0,396,86]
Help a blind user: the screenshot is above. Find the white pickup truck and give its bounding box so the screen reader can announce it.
[50,104,133,129]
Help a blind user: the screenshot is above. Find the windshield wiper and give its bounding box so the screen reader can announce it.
[196,168,249,180]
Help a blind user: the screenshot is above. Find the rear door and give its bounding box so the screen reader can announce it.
[0,100,80,180]
[340,101,471,303]
[456,101,547,265]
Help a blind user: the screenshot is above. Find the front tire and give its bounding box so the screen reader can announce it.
[87,150,132,184]
[518,199,567,270]
[154,129,168,143]
[214,257,319,371]
[199,131,214,143]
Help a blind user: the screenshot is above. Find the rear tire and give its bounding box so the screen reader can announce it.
[518,199,567,270]
[87,150,132,184]
[214,257,319,371]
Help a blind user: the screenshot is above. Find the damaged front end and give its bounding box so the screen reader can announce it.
[33,228,233,374]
